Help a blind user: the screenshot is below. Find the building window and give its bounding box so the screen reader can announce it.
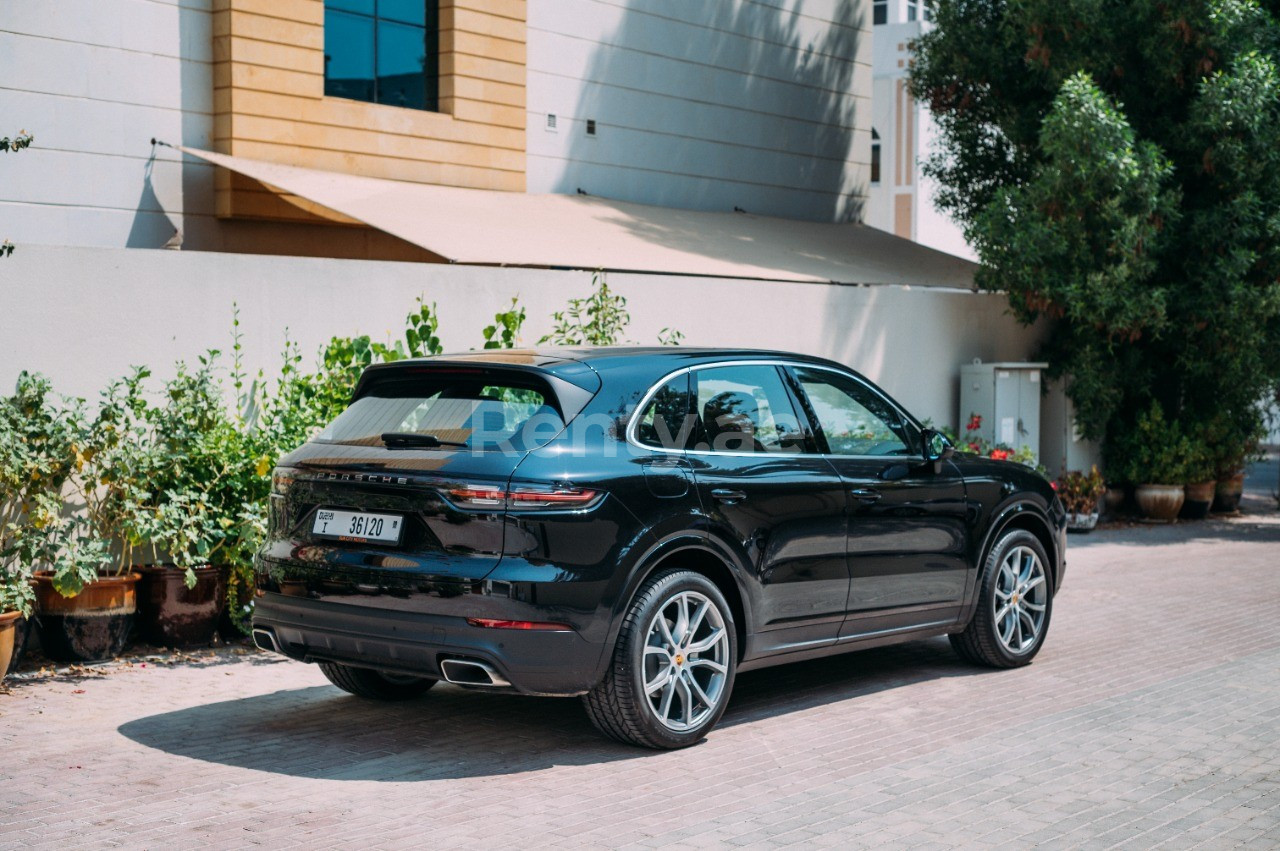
[324,1,439,112]
[871,129,881,184]
[873,0,888,25]
[907,0,918,22]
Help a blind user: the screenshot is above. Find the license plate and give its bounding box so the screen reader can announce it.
[312,509,404,545]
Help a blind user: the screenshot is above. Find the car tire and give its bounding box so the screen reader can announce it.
[583,569,737,749]
[318,661,437,700]
[951,529,1053,668]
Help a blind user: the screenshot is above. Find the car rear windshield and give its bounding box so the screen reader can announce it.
[314,371,565,452]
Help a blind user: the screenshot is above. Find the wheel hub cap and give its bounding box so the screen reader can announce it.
[642,590,730,732]
[993,546,1047,655]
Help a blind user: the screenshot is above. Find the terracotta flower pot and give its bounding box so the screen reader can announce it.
[1212,472,1245,514]
[33,571,141,663]
[135,565,226,648]
[1135,484,1184,522]
[1103,486,1125,515]
[0,610,21,681]
[1180,481,1215,520]
[4,613,32,677]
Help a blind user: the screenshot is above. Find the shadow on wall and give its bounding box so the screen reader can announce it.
[126,2,214,249]
[557,0,866,227]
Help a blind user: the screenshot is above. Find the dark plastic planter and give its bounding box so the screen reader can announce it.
[135,565,225,648]
[33,571,140,663]
[4,613,32,676]
[1213,473,1245,514]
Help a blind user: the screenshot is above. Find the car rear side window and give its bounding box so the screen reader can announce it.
[691,365,806,453]
[314,371,564,451]
[635,373,695,450]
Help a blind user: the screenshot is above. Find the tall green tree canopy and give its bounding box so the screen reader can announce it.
[912,0,1280,472]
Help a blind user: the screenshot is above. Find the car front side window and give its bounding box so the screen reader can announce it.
[789,367,912,456]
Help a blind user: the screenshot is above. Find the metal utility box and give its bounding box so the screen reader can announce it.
[1040,376,1101,479]
[958,361,1047,460]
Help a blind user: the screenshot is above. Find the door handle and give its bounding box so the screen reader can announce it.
[849,487,882,504]
[711,488,747,504]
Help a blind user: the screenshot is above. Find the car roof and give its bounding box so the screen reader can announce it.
[416,346,852,371]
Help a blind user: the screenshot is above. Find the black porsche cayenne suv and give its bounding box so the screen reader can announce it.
[253,348,1066,749]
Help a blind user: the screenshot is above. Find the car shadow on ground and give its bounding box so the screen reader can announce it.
[117,636,987,781]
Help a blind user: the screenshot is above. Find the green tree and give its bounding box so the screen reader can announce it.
[912,0,1280,472]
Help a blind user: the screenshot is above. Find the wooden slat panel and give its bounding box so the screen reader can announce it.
[462,0,527,24]
[230,63,324,99]
[214,0,529,221]
[230,114,525,171]
[447,98,525,129]
[446,75,525,108]
[228,139,526,191]
[230,0,323,26]
[227,88,525,150]
[453,31,526,64]
[215,10,323,51]
[223,36,324,74]
[442,7,526,42]
[444,52,525,86]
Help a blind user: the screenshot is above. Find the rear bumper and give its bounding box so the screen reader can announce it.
[252,592,605,696]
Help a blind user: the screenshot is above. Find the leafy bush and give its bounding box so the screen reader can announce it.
[1056,467,1106,515]
[1104,402,1194,486]
[7,280,683,630]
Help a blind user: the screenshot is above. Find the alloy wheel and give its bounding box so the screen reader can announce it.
[993,545,1048,655]
[642,590,730,732]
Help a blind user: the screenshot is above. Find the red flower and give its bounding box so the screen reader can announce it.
[989,448,1010,461]
[966,414,983,432]
[967,442,981,453]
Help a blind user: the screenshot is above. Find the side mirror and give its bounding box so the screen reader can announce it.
[921,428,955,469]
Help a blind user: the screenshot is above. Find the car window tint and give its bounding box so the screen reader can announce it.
[792,367,910,456]
[692,365,803,453]
[315,373,563,451]
[635,374,695,450]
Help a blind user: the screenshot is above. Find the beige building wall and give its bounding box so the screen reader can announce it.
[211,0,527,225]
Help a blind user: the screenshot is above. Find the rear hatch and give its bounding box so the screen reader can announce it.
[261,359,600,597]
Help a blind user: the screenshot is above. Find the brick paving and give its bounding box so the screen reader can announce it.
[2,513,1279,849]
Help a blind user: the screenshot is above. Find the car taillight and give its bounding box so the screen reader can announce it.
[445,484,602,512]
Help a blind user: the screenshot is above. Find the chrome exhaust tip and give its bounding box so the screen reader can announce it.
[439,658,511,688]
[251,628,280,653]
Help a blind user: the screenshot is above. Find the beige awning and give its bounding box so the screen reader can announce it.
[178,145,976,289]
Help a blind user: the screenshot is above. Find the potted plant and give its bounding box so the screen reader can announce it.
[32,370,149,663]
[1111,403,1190,522]
[1180,438,1217,520]
[1057,467,1106,532]
[1205,415,1263,514]
[132,356,236,648]
[1,373,86,675]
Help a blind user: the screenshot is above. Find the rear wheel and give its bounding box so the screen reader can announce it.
[583,569,737,749]
[951,529,1053,668]
[318,662,437,700]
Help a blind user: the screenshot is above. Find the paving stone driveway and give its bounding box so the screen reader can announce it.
[2,516,1279,849]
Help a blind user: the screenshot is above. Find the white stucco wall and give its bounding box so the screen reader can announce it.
[1,0,875,256]
[864,17,973,260]
[0,245,1039,431]
[0,0,218,251]
[525,0,873,223]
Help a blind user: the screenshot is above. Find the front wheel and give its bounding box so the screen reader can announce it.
[583,569,737,749]
[318,662,437,700]
[950,529,1053,668]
